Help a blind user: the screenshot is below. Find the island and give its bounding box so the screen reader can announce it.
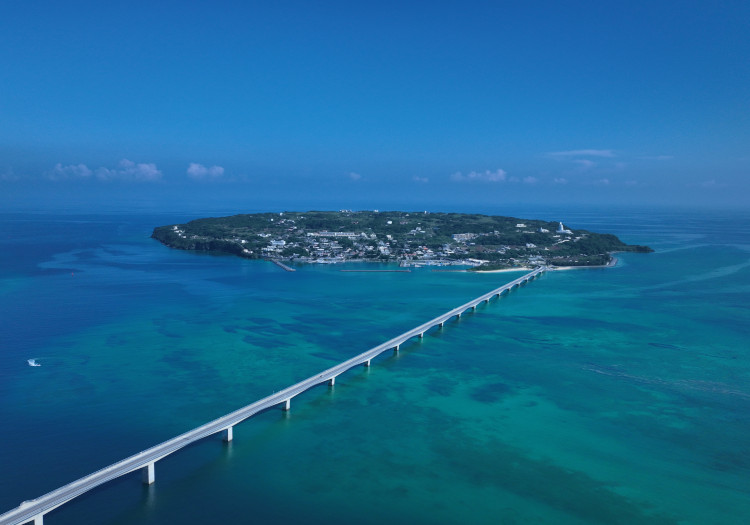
[151,211,652,270]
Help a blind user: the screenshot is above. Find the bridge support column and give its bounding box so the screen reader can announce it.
[471,305,476,311]
[223,426,233,443]
[142,462,155,485]
[282,399,291,411]
[364,359,371,367]
[418,332,424,339]
[33,515,43,525]
[328,376,335,386]
[393,345,399,353]
[438,322,443,328]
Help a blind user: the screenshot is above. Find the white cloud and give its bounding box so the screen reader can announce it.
[187,163,225,180]
[48,163,93,180]
[451,169,507,182]
[553,177,568,184]
[413,176,429,183]
[1,169,21,181]
[594,178,611,186]
[548,149,615,158]
[96,159,162,182]
[685,179,728,189]
[348,172,362,181]
[522,176,538,184]
[574,159,596,170]
[42,160,163,182]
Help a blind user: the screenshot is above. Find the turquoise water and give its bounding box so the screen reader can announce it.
[1,207,749,524]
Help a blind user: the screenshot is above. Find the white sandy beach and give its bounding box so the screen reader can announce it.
[474,267,533,273]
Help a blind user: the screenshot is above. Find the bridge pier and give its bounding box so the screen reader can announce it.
[364,359,371,367]
[282,399,291,411]
[33,514,43,525]
[328,376,335,386]
[142,462,155,485]
[471,305,476,311]
[438,322,443,328]
[223,426,233,443]
[418,332,424,339]
[393,345,400,353]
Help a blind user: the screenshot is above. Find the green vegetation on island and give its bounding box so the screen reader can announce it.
[151,210,652,269]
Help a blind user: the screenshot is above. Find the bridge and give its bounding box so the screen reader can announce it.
[0,267,546,525]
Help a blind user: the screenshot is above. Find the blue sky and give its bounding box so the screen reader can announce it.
[1,1,748,212]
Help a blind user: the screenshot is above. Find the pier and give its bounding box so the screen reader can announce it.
[0,267,546,525]
[269,259,296,272]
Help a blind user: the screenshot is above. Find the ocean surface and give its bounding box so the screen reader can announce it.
[1,206,749,524]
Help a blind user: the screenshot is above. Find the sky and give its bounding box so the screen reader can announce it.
[1,1,748,212]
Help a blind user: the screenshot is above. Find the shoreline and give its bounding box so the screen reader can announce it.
[263,255,619,273]
[340,269,411,273]
[473,255,619,273]
[471,267,533,274]
[551,256,619,271]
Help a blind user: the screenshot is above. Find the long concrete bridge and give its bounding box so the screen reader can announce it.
[0,266,547,525]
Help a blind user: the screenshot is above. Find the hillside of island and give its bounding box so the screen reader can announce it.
[151,211,652,270]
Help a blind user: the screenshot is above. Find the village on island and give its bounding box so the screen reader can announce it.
[152,211,651,271]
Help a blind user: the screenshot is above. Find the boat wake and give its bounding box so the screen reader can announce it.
[27,358,41,367]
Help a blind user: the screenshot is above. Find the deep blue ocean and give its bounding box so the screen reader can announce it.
[1,205,749,524]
